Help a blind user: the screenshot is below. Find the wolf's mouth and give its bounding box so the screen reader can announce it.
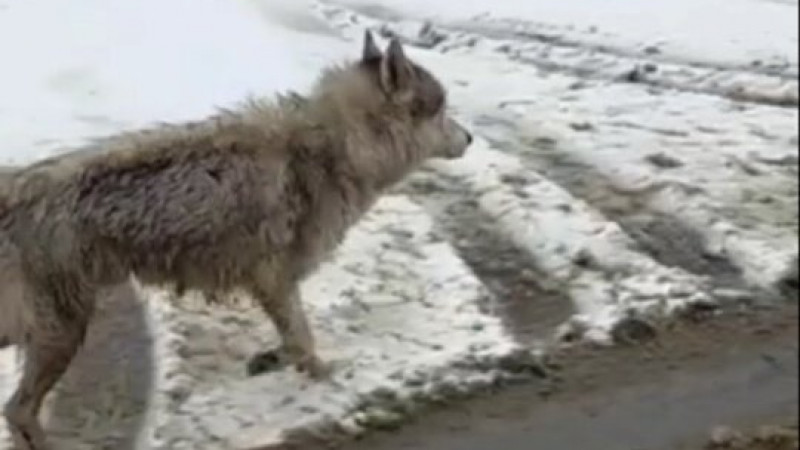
[443,144,469,160]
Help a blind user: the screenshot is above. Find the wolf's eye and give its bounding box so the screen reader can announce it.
[409,67,446,120]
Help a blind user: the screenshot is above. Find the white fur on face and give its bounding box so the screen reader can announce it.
[414,109,472,160]
[443,116,471,159]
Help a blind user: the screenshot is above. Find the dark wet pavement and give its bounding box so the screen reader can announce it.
[325,303,799,450]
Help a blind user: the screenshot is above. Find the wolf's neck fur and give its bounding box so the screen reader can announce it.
[243,70,427,276]
[298,67,423,194]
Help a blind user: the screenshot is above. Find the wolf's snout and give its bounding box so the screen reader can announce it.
[457,122,473,149]
[443,119,472,159]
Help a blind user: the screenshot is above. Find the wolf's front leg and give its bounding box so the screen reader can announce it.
[246,271,328,379]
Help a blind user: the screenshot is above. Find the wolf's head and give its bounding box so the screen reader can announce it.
[314,31,472,163]
[361,30,472,160]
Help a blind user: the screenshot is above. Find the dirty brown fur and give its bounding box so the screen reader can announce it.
[0,31,472,449]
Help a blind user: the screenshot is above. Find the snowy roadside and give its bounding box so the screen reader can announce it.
[142,197,533,450]
[1,0,798,448]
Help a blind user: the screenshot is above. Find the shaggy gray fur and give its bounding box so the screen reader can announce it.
[0,31,471,449]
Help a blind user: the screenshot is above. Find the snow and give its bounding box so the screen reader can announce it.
[0,0,347,163]
[1,0,798,447]
[330,2,798,286]
[422,139,712,342]
[331,0,799,70]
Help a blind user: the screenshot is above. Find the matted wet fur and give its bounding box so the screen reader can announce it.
[0,32,472,449]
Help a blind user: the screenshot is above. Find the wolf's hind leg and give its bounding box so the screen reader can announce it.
[246,268,327,379]
[4,320,86,450]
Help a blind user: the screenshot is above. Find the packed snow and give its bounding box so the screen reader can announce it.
[331,0,799,70]
[1,0,797,448]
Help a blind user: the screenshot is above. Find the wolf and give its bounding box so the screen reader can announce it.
[0,31,472,449]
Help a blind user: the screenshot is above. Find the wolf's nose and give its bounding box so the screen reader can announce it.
[466,131,473,145]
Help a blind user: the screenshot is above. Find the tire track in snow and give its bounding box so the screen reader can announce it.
[416,139,714,343]
[478,132,746,289]
[450,19,797,81]
[395,169,575,344]
[474,100,798,297]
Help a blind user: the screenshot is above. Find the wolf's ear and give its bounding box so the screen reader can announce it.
[380,38,414,95]
[362,30,382,63]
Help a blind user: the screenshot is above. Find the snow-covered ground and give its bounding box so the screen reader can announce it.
[0,0,346,162]
[333,0,799,70]
[1,0,797,448]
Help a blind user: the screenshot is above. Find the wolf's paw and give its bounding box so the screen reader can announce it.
[7,421,50,450]
[297,356,332,381]
[246,348,287,377]
[246,348,332,380]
